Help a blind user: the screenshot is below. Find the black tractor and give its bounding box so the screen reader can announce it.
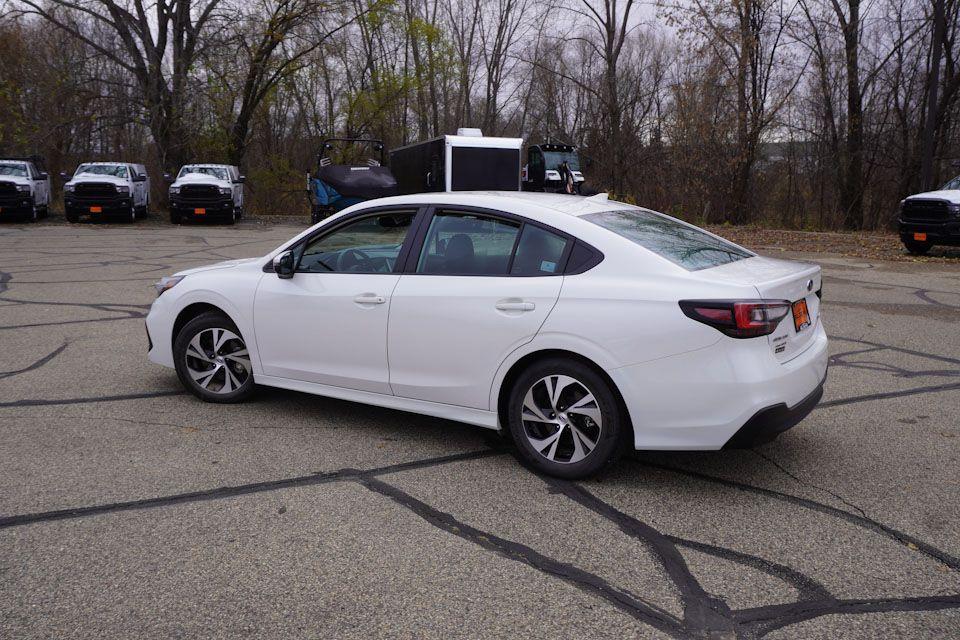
[522,143,586,194]
[306,138,399,224]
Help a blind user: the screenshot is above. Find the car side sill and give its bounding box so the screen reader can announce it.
[255,375,499,430]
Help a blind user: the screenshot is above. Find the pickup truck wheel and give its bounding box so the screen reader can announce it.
[65,209,79,223]
[170,211,180,225]
[128,204,137,223]
[903,239,932,255]
[28,205,38,223]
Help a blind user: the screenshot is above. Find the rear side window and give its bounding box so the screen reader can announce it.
[417,212,520,275]
[583,209,752,270]
[510,225,569,275]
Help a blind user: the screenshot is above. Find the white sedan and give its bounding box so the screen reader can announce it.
[146,192,828,478]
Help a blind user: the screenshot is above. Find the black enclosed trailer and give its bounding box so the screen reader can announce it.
[390,130,523,194]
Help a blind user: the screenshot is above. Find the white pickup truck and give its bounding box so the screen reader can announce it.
[166,164,245,224]
[62,162,150,223]
[897,175,960,255]
[0,157,51,222]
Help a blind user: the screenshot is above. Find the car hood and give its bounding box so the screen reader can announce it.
[67,175,127,188]
[174,257,261,277]
[0,176,31,186]
[905,189,960,204]
[173,174,231,188]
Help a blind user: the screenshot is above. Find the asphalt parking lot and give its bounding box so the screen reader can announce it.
[1,221,959,639]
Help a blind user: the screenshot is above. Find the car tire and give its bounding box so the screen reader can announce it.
[506,358,625,479]
[174,311,255,404]
[27,204,38,223]
[170,211,180,225]
[903,239,932,255]
[228,208,237,225]
[66,209,79,223]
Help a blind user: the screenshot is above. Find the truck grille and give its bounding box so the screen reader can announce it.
[75,182,119,198]
[902,199,951,222]
[179,184,221,200]
[0,181,17,196]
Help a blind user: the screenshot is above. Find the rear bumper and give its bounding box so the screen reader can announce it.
[722,373,825,448]
[611,320,829,450]
[898,218,960,245]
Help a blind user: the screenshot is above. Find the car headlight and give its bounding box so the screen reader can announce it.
[16,184,30,192]
[169,186,180,195]
[947,202,960,215]
[64,184,75,192]
[219,186,231,195]
[153,275,185,296]
[116,185,130,194]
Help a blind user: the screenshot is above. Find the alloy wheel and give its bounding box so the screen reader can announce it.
[520,375,603,464]
[183,327,251,394]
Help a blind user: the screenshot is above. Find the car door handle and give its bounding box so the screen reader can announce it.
[496,300,535,312]
[354,294,386,305]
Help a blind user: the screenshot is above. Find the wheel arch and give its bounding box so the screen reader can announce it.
[172,302,239,346]
[494,348,634,444]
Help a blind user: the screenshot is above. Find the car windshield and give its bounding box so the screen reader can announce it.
[940,175,960,190]
[543,151,580,171]
[0,163,28,177]
[77,164,127,178]
[583,208,754,271]
[180,166,228,180]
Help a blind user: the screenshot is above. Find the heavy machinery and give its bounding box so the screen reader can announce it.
[307,138,398,224]
[522,143,585,194]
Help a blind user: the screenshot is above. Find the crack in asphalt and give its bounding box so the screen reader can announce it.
[0,342,69,380]
[2,233,959,637]
[0,450,502,530]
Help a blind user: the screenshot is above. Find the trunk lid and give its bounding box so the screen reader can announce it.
[698,256,822,363]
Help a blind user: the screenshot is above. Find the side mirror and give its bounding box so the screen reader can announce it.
[133,174,147,182]
[163,173,174,183]
[38,172,48,180]
[235,175,246,184]
[59,171,69,180]
[273,250,295,279]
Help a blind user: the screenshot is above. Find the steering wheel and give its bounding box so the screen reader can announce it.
[338,248,373,271]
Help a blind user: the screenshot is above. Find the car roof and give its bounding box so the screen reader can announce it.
[362,191,635,218]
[79,161,129,165]
[181,164,233,169]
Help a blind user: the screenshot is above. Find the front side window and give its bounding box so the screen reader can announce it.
[583,208,753,271]
[0,163,29,177]
[510,225,569,275]
[417,212,520,275]
[76,164,127,178]
[297,212,414,273]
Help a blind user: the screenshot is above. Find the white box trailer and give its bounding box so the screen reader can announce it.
[390,129,523,195]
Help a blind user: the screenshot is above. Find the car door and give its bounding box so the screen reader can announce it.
[253,208,420,394]
[388,208,572,409]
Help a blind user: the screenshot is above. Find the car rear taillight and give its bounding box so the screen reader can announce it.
[679,300,791,338]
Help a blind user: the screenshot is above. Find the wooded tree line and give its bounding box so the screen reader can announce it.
[0,0,957,229]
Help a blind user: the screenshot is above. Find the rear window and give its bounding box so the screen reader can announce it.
[582,209,753,271]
